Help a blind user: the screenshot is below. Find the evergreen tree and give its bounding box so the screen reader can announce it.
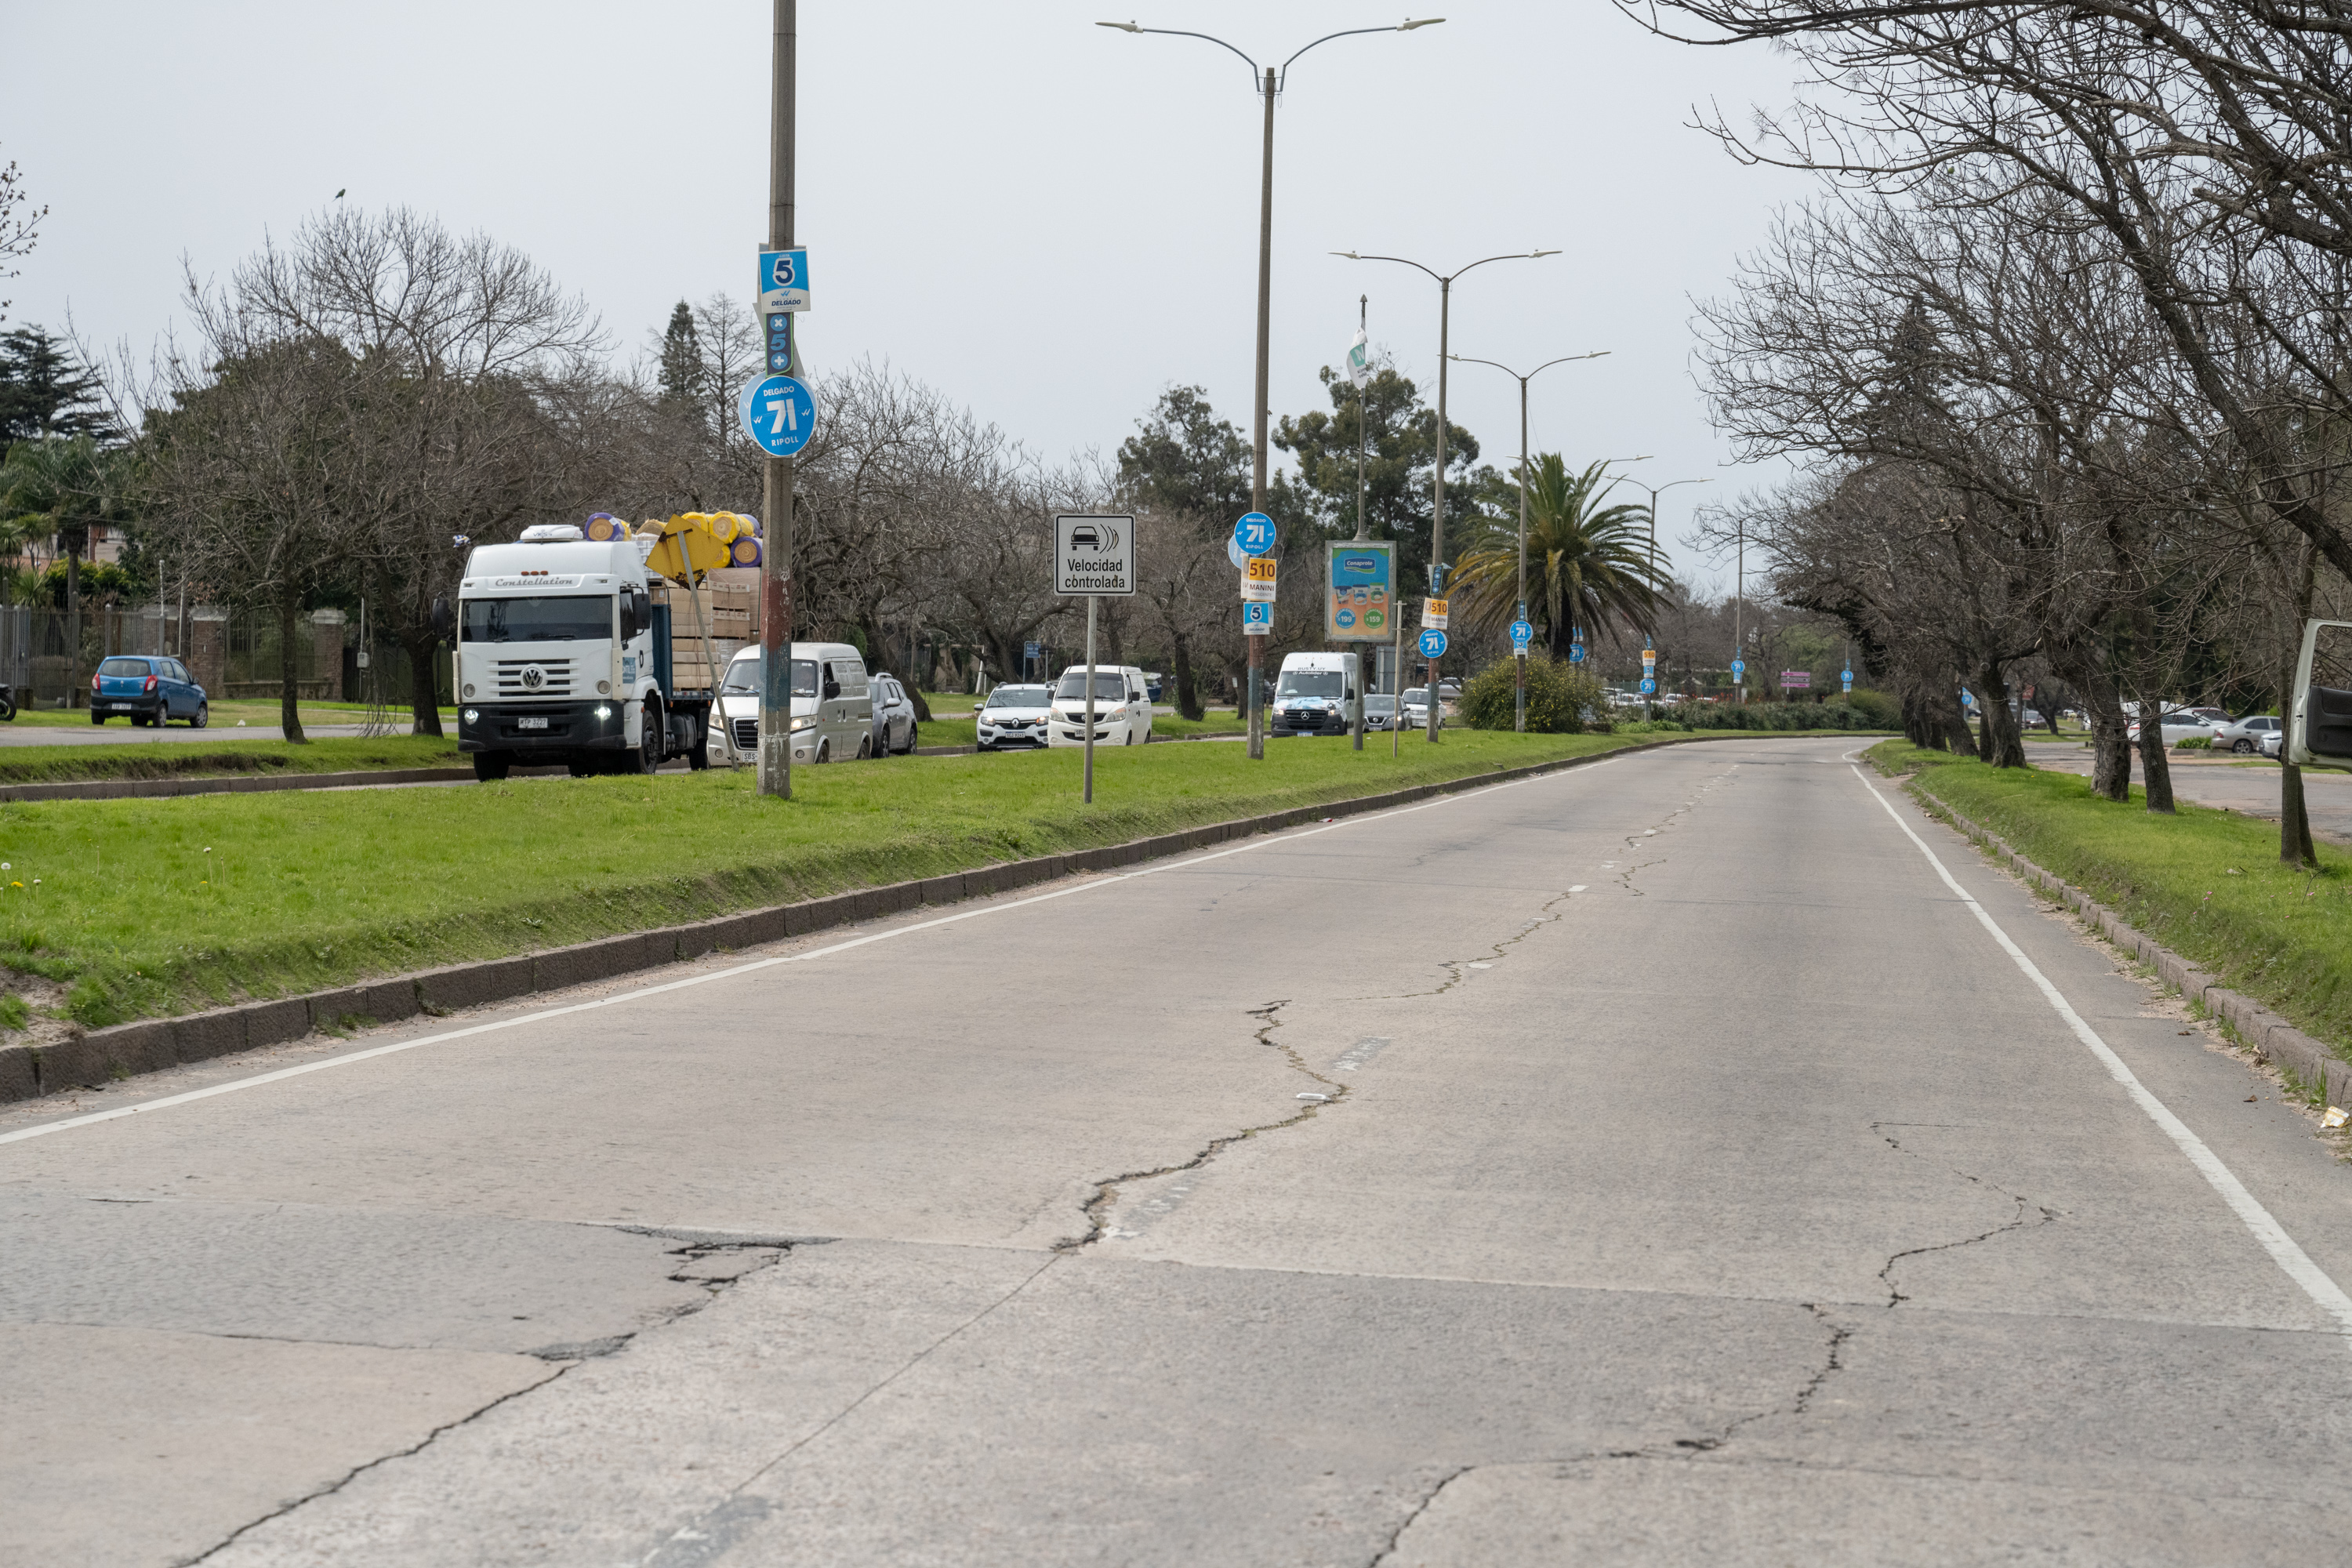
[1273,363,1481,591]
[1116,385,1250,521]
[657,301,705,407]
[0,326,111,447]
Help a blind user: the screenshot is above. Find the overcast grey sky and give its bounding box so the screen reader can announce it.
[6,2,1815,590]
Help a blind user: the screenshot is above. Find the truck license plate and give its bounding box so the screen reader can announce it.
[517,717,549,730]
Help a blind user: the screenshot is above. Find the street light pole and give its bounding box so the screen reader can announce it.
[1102,18,1443,762]
[1354,293,1369,752]
[1598,470,1710,706]
[1450,350,1607,731]
[1336,249,1559,741]
[757,0,797,799]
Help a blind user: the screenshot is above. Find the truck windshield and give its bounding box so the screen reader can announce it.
[1054,671,1127,701]
[462,596,610,643]
[1277,670,1343,699]
[722,655,819,698]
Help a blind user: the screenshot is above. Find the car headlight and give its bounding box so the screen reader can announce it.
[790,714,816,732]
[463,708,479,724]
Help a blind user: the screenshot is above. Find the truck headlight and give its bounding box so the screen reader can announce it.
[789,714,816,732]
[594,705,613,720]
[463,708,479,724]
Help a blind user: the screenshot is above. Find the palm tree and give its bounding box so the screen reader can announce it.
[1452,455,1665,658]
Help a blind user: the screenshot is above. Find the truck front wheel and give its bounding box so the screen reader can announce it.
[628,700,662,775]
[473,751,513,782]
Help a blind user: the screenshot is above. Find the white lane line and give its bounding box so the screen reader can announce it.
[2,754,1632,1147]
[1850,764,2352,1337]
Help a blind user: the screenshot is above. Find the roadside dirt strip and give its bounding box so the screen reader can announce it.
[1,739,1719,1105]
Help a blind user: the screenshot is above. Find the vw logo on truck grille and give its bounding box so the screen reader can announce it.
[520,664,546,691]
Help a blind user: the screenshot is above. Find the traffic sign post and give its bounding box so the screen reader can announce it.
[1232,512,1276,557]
[1055,514,1138,805]
[1509,619,1534,649]
[1418,628,1447,659]
[738,375,817,457]
[1640,677,1656,695]
[764,310,794,374]
[1421,596,1450,630]
[1842,667,1853,694]
[1568,644,1586,664]
[1232,512,1276,760]
[1242,601,1272,634]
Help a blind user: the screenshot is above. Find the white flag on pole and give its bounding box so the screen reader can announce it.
[1346,328,1371,389]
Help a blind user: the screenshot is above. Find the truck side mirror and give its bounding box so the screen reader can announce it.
[2292,619,2352,770]
[430,598,453,637]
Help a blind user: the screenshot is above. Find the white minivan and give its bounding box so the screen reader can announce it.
[710,642,874,765]
[1271,651,1361,737]
[1046,664,1153,747]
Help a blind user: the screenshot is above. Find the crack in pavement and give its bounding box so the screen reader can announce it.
[1870,1123,2059,1308]
[183,1238,798,1565]
[1058,1000,1344,1250]
[1345,888,1581,1003]
[1365,1301,1857,1566]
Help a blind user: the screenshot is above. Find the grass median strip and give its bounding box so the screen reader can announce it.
[5,730,1639,1029]
[1867,739,2352,1062]
[0,735,463,787]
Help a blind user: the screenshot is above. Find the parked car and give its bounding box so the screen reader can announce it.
[2126,706,2231,746]
[2213,714,2282,754]
[1142,671,1165,703]
[1400,686,1445,729]
[976,683,1054,751]
[710,643,873,765]
[1364,692,1400,731]
[1047,665,1153,747]
[2261,726,2285,760]
[868,672,917,757]
[90,655,209,728]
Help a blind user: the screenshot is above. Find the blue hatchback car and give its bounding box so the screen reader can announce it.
[91,655,209,728]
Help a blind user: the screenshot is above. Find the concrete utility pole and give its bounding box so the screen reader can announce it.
[1099,18,1444,763]
[758,0,797,798]
[1335,248,1559,740]
[1450,350,1607,731]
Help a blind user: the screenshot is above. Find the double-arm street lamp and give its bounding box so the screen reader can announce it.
[1603,470,1710,699]
[1334,249,1558,741]
[1101,17,1443,759]
[1449,350,1609,731]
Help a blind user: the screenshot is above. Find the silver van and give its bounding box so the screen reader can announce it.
[710,642,874,764]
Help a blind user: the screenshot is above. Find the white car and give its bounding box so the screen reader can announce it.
[1046,665,1154,747]
[976,683,1054,751]
[2127,706,2231,746]
[1399,686,1444,729]
[2213,714,2281,754]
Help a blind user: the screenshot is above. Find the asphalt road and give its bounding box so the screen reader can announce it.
[5,735,2349,1566]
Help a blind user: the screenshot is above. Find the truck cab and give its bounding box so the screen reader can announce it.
[454,524,708,780]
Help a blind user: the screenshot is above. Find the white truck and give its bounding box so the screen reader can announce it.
[445,523,717,781]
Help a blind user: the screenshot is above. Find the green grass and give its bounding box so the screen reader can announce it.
[1866,739,2352,1063]
[0,735,463,786]
[5,730,1651,1028]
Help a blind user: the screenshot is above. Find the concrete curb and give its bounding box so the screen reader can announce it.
[0,766,476,802]
[1905,782,2352,1108]
[1,728,1881,1105]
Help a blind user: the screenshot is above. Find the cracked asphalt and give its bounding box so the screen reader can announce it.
[5,735,2350,1566]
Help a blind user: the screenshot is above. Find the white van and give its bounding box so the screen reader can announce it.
[710,642,874,765]
[1046,664,1153,747]
[1271,651,1361,737]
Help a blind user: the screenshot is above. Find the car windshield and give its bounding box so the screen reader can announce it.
[462,595,610,643]
[98,657,152,677]
[986,686,1051,709]
[1277,670,1343,700]
[720,655,819,697]
[1054,671,1127,701]
[1366,694,1396,712]
[1402,688,1427,705]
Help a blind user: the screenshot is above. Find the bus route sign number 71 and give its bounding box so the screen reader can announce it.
[737,374,818,458]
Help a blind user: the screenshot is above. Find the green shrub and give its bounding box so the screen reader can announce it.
[2176,735,2212,750]
[1460,654,1605,733]
[1846,687,1901,728]
[1662,700,1886,731]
